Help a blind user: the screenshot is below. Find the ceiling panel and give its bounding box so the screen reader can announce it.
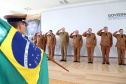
[4,0,123,14]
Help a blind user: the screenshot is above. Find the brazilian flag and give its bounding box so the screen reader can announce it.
[0,18,49,84]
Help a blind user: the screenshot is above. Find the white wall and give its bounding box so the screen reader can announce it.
[41,1,126,57]
[0,1,9,19]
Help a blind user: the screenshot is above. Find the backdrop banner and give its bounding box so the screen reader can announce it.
[26,13,41,41]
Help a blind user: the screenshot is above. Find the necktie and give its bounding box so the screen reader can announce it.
[106,33,107,35]
[76,35,77,37]
[121,35,123,38]
[49,35,51,39]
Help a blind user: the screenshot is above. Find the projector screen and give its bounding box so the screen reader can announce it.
[41,1,126,57]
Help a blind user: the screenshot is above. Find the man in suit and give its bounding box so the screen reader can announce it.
[45,30,56,59]
[36,31,45,50]
[56,27,69,62]
[97,27,113,64]
[113,29,126,65]
[82,28,97,63]
[70,30,83,63]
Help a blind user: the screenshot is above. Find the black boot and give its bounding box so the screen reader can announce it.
[64,60,67,62]
[90,62,93,64]
[102,62,105,64]
[122,63,126,65]
[60,59,64,61]
[88,62,91,63]
[106,62,110,65]
[118,63,121,65]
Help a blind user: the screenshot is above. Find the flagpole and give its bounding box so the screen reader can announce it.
[47,56,69,72]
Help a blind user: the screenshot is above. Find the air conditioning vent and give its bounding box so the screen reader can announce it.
[24,7,32,11]
[59,0,69,4]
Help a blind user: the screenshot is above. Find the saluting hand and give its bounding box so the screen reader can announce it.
[60,28,62,31]
[35,32,39,34]
[86,30,89,32]
[39,32,42,35]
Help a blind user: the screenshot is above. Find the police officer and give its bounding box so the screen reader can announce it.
[45,30,56,59]
[4,14,28,38]
[31,32,38,45]
[82,28,97,63]
[70,30,83,63]
[42,33,46,52]
[56,27,69,62]
[113,29,126,65]
[36,31,45,50]
[97,27,113,64]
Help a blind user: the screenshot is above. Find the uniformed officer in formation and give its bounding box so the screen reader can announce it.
[36,31,45,51]
[70,30,83,63]
[4,14,28,38]
[45,30,56,59]
[113,29,126,65]
[56,27,69,62]
[31,32,38,45]
[44,34,47,52]
[97,27,113,64]
[82,28,97,63]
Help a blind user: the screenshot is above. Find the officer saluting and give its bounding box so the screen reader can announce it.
[31,32,38,45]
[44,34,47,52]
[113,29,126,65]
[56,27,69,62]
[45,30,56,59]
[70,30,83,63]
[97,27,113,64]
[36,31,45,50]
[82,28,97,63]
